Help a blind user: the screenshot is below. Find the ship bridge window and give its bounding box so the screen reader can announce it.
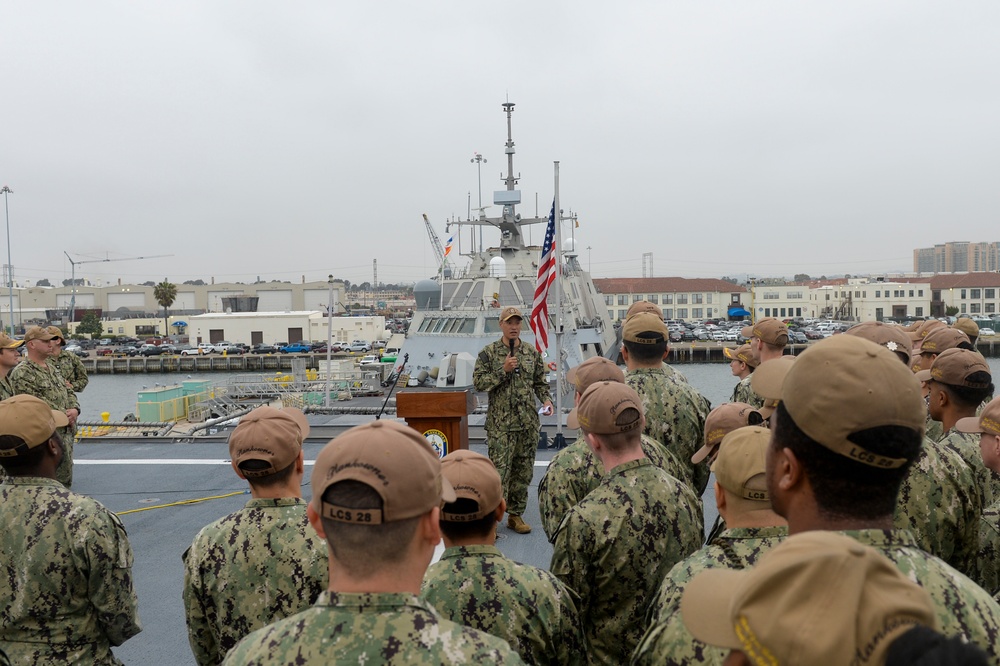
[456,318,476,334]
[484,319,502,334]
[442,283,459,305]
[418,318,438,333]
[452,282,472,307]
[513,280,534,305]
[468,281,486,307]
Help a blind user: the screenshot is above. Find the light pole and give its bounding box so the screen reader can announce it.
[1,186,13,335]
[471,152,486,252]
[325,275,334,408]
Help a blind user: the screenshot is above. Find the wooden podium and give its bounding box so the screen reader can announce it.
[396,390,476,458]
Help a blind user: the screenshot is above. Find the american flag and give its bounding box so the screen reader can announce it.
[530,201,557,354]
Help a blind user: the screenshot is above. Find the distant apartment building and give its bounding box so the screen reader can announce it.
[914,242,1000,273]
[923,273,1000,318]
[593,278,747,322]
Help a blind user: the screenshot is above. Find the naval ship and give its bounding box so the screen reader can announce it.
[402,102,618,389]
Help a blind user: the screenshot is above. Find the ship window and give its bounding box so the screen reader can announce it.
[499,281,519,306]
[468,282,486,307]
[418,318,435,333]
[516,280,535,305]
[452,282,472,306]
[432,318,449,333]
[457,318,476,334]
[484,319,501,334]
[441,282,459,305]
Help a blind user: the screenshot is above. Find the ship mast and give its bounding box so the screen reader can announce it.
[503,102,517,192]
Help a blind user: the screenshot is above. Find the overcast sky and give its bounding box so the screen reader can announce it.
[2,2,998,288]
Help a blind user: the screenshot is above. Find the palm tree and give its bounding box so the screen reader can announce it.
[154,279,177,338]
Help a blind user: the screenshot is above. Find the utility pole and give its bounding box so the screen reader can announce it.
[2,186,13,334]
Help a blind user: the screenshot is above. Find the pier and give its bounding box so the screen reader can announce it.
[81,353,327,374]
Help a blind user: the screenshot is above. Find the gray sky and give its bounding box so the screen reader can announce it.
[2,1,998,287]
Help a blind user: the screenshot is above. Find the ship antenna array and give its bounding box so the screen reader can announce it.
[63,251,173,323]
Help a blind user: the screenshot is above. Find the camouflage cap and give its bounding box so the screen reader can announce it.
[23,326,56,342]
[45,326,64,341]
[723,343,758,368]
[499,306,523,322]
[625,300,663,319]
[955,396,1000,436]
[622,312,668,344]
[740,318,788,347]
[567,356,624,394]
[710,426,770,502]
[844,321,912,360]
[228,406,310,477]
[692,402,763,464]
[0,395,70,457]
[311,420,456,524]
[0,333,24,349]
[681,531,937,663]
[567,381,644,434]
[915,348,991,388]
[439,450,503,522]
[752,336,924,469]
[920,326,970,353]
[953,317,980,340]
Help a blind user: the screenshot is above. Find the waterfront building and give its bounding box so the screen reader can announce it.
[593,278,747,322]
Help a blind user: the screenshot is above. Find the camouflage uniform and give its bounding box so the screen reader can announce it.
[537,433,692,543]
[631,526,788,666]
[9,358,80,488]
[942,427,999,509]
[182,497,329,666]
[731,374,763,407]
[894,436,982,582]
[0,375,14,401]
[421,544,584,666]
[842,528,1000,660]
[981,500,1000,600]
[0,477,141,665]
[924,409,944,444]
[550,459,703,666]
[661,362,688,384]
[222,591,525,665]
[625,366,711,494]
[473,339,552,516]
[52,349,89,392]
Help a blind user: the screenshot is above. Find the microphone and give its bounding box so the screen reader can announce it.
[509,339,519,374]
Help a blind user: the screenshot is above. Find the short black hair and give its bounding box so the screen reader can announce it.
[623,336,667,363]
[935,374,994,411]
[0,434,57,475]
[238,459,295,488]
[439,498,497,540]
[772,402,921,521]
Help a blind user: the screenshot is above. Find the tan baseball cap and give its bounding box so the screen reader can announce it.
[711,426,771,502]
[681,531,937,663]
[844,321,912,361]
[228,406,310,477]
[439,450,503,522]
[499,306,523,322]
[567,357,625,394]
[740,318,788,346]
[723,343,758,368]
[0,333,24,349]
[622,311,668,344]
[23,326,56,342]
[915,348,991,387]
[0,395,70,458]
[920,326,971,353]
[692,402,763,464]
[46,326,64,341]
[749,355,797,403]
[953,317,980,340]
[311,420,456,524]
[625,300,663,319]
[751,335,924,469]
[955,396,1000,436]
[566,381,644,434]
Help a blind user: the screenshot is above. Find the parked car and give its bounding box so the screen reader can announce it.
[197,342,215,354]
[96,347,115,357]
[788,331,808,344]
[212,342,243,355]
[179,345,201,356]
[279,342,313,354]
[358,354,380,365]
[138,344,168,356]
[980,328,996,337]
[347,342,371,353]
[251,343,279,354]
[64,345,90,358]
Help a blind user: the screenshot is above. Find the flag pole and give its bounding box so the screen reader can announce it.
[553,161,563,437]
